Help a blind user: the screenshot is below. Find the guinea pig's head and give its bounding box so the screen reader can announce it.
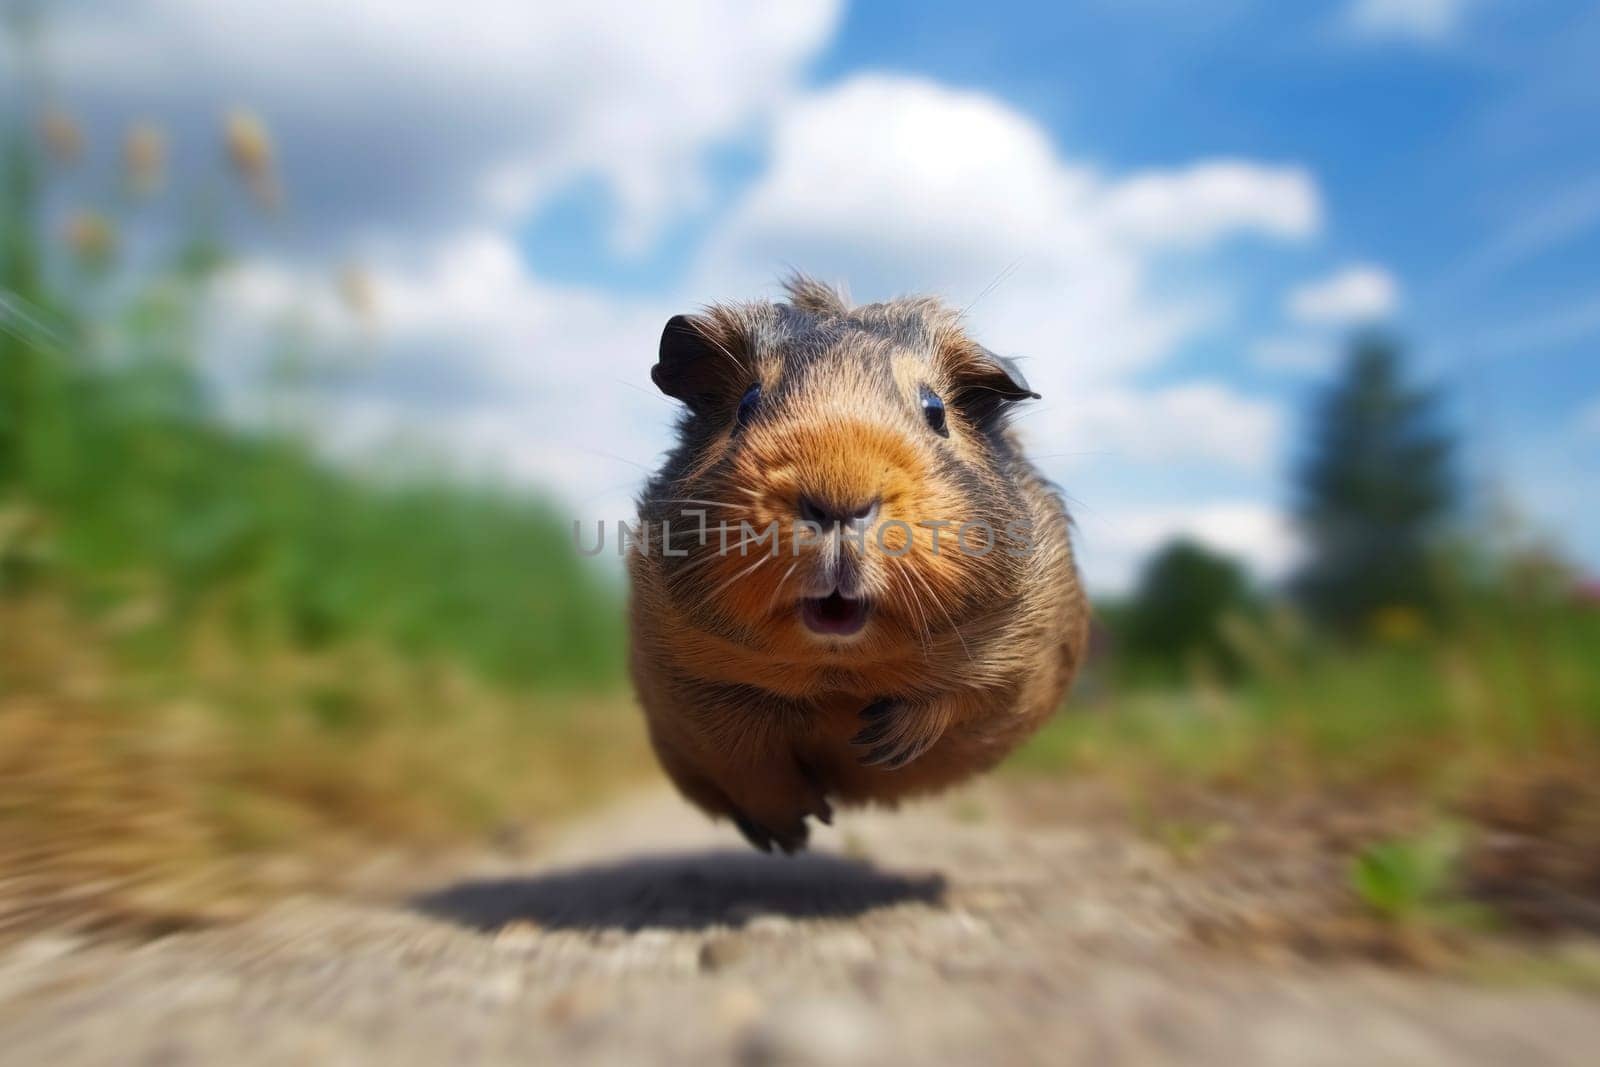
[639,277,1042,660]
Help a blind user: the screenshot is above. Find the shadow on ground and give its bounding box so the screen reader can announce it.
[413,849,947,933]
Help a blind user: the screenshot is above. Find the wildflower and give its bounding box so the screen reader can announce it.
[123,121,167,197]
[1370,604,1424,643]
[338,263,378,321]
[223,109,280,209]
[40,108,84,165]
[63,211,117,268]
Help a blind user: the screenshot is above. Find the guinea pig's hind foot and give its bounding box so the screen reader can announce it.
[852,698,941,771]
[731,811,809,855]
[724,762,833,854]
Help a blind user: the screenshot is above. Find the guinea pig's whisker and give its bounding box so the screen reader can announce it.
[885,563,932,662]
[960,258,1023,317]
[659,521,749,544]
[901,568,936,656]
[703,553,773,603]
[651,517,749,537]
[658,536,735,556]
[656,537,718,559]
[654,512,756,545]
[645,526,734,553]
[768,559,801,616]
[653,497,746,510]
[1007,406,1051,427]
[903,558,974,664]
[609,374,675,405]
[575,478,648,506]
[570,444,656,474]
[662,534,776,584]
[1027,451,1112,461]
[664,545,745,582]
[702,334,752,379]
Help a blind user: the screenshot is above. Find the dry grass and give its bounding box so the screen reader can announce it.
[1010,604,1600,958]
[0,593,652,940]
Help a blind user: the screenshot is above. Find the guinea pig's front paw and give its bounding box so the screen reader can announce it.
[852,698,940,771]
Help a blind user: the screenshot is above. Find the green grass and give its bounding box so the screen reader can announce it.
[1350,824,1479,927]
[1016,602,1600,795]
[1013,601,1600,946]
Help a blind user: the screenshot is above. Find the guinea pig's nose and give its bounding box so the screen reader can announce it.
[797,494,879,529]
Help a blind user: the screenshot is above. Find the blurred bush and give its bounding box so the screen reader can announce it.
[1111,538,1258,681]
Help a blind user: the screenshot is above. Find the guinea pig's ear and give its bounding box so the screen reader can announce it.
[950,345,1041,422]
[978,347,1042,402]
[652,314,739,414]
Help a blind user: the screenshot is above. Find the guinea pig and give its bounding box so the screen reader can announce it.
[629,277,1089,853]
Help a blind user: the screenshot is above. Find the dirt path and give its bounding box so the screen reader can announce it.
[1,784,1597,1066]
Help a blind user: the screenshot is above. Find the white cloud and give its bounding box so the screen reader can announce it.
[697,75,1309,471]
[1345,0,1479,42]
[1056,384,1284,473]
[697,76,1316,263]
[210,232,679,526]
[1287,264,1400,325]
[1077,502,1301,595]
[50,1,840,253]
[1102,160,1321,248]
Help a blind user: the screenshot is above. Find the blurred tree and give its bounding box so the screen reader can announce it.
[1124,538,1254,674]
[1293,333,1457,632]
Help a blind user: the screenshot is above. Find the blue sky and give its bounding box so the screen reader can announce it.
[26,0,1600,589]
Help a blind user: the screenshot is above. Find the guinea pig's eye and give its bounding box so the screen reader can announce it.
[919,385,948,437]
[735,383,762,429]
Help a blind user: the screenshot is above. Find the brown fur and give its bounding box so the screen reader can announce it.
[630,279,1089,852]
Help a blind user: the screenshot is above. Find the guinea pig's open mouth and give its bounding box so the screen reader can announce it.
[799,591,870,637]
